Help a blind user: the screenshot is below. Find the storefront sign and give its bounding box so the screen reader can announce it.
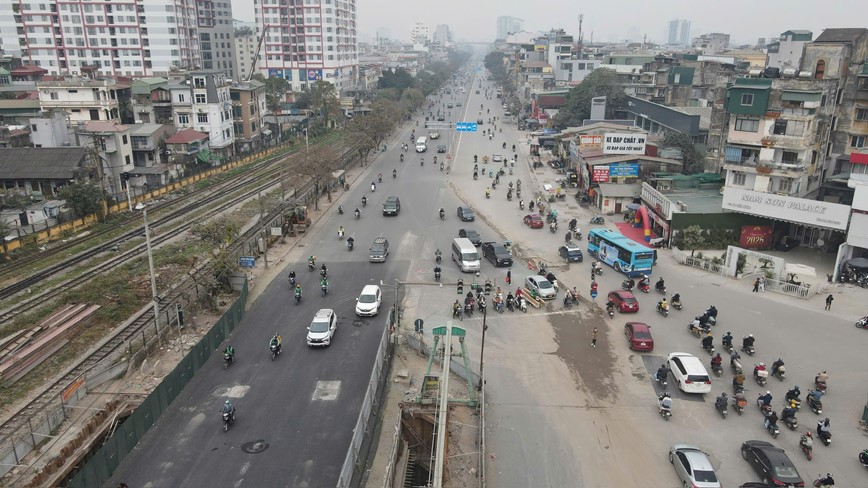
[722,188,851,231]
[608,162,640,177]
[580,135,603,148]
[603,133,647,155]
[592,166,609,182]
[739,225,773,249]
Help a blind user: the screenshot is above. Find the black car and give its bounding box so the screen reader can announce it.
[482,242,512,267]
[740,440,804,487]
[437,144,447,153]
[369,237,390,263]
[437,115,445,121]
[458,228,482,246]
[558,244,584,262]
[457,206,475,222]
[382,196,401,216]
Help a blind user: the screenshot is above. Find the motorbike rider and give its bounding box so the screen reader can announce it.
[354,207,361,219]
[338,225,344,238]
[759,390,773,406]
[800,431,814,450]
[569,218,578,231]
[294,283,303,298]
[658,297,669,311]
[786,385,802,402]
[655,277,666,292]
[549,221,557,232]
[452,300,461,317]
[765,410,779,429]
[742,334,755,351]
[715,392,728,410]
[711,353,723,370]
[658,393,673,413]
[321,276,329,293]
[371,181,376,192]
[338,205,344,214]
[732,373,745,390]
[223,344,235,363]
[288,270,296,286]
[270,333,282,355]
[707,305,718,318]
[807,388,824,405]
[222,400,235,416]
[506,293,515,310]
[754,362,767,378]
[638,274,650,289]
[308,255,316,268]
[400,153,404,162]
[656,364,670,382]
[393,168,397,178]
[815,370,829,385]
[485,187,491,198]
[701,331,714,350]
[815,473,834,487]
[346,236,354,250]
[722,331,733,350]
[439,208,445,219]
[605,299,615,314]
[817,417,831,436]
[781,404,797,422]
[320,263,328,278]
[624,277,636,290]
[771,358,785,377]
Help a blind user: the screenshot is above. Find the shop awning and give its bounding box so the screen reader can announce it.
[781,90,822,102]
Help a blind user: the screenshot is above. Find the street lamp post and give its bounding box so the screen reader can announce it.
[137,204,161,347]
[477,305,488,391]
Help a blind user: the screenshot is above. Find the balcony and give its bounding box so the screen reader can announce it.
[131,140,154,151]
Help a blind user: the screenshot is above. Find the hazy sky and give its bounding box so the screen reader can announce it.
[231,0,862,46]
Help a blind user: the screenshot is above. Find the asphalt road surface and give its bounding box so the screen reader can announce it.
[108,77,478,487]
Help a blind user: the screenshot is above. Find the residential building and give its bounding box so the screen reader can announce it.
[37,78,130,123]
[234,27,260,83]
[410,23,429,45]
[0,0,200,76]
[230,80,268,154]
[256,0,358,94]
[766,30,813,70]
[496,16,523,41]
[198,0,236,79]
[131,77,174,125]
[692,33,730,55]
[720,77,842,248]
[0,126,30,148]
[0,147,92,198]
[667,19,691,47]
[165,128,211,165]
[128,123,177,189]
[432,25,452,47]
[28,110,74,147]
[718,48,767,70]
[76,120,134,196]
[171,70,234,158]
[622,95,711,145]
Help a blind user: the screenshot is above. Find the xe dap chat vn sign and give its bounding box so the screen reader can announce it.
[603,133,647,155]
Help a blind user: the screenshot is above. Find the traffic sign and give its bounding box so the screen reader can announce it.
[239,256,256,268]
[455,122,478,132]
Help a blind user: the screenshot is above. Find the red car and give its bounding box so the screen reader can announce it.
[624,322,654,351]
[608,290,639,313]
[523,214,544,229]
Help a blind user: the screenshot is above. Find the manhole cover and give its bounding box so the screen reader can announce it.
[352,319,366,327]
[241,440,269,454]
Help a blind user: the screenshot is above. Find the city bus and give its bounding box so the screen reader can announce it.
[587,229,655,277]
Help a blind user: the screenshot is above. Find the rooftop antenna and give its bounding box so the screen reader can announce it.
[575,14,584,54]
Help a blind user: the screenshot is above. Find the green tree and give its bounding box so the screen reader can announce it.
[251,73,290,112]
[378,68,414,91]
[309,80,342,128]
[0,219,10,254]
[551,69,624,130]
[58,182,104,219]
[484,52,507,82]
[678,225,705,256]
[661,131,706,174]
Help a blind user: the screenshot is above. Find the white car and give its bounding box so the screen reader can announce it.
[355,285,382,316]
[667,352,712,393]
[525,276,557,300]
[307,309,337,347]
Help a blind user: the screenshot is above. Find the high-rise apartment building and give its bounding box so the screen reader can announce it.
[0,0,201,76]
[432,24,452,46]
[197,0,236,79]
[255,0,358,93]
[496,16,523,41]
[666,19,691,47]
[410,23,429,45]
[234,27,259,82]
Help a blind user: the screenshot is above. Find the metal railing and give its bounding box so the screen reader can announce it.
[743,273,814,299]
[670,247,733,277]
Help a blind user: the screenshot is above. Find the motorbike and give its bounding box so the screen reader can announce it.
[592,264,603,276]
[590,216,605,225]
[814,376,827,393]
[856,316,868,329]
[672,299,683,311]
[371,183,376,192]
[656,285,667,295]
[400,154,404,162]
[517,297,528,313]
[754,368,768,386]
[439,210,445,220]
[321,284,328,296]
[338,206,343,215]
[223,353,233,369]
[621,280,635,291]
[818,429,832,446]
[435,251,442,264]
[742,345,756,356]
[859,449,868,467]
[658,397,672,421]
[783,415,799,431]
[800,435,813,461]
[688,322,708,338]
[606,305,615,318]
[452,307,462,320]
[732,393,747,415]
[711,363,723,377]
[434,269,441,282]
[295,290,302,305]
[307,261,315,272]
[338,229,344,240]
[723,342,734,355]
[270,344,280,361]
[519,201,525,210]
[347,239,354,251]
[715,400,728,418]
[656,303,669,317]
[806,392,823,414]
[773,365,786,381]
[638,282,650,293]
[765,418,780,438]
[656,371,668,389]
[289,276,296,288]
[222,410,236,432]
[702,342,715,355]
[440,162,444,171]
[813,475,834,487]
[355,210,361,220]
[757,396,774,417]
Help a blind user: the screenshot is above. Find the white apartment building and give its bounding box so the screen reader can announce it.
[432,24,451,47]
[197,0,236,79]
[170,70,234,156]
[234,28,259,82]
[255,0,358,93]
[0,0,201,77]
[77,120,134,196]
[37,78,127,122]
[766,30,813,71]
[410,23,429,44]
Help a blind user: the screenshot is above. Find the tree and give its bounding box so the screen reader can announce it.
[309,80,342,128]
[346,118,376,163]
[678,225,705,257]
[0,220,10,255]
[378,68,414,91]
[484,52,507,83]
[251,73,289,112]
[191,216,240,245]
[551,69,624,130]
[661,131,706,174]
[58,182,104,219]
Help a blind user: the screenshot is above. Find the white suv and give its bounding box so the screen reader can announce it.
[667,352,712,393]
[307,309,337,347]
[355,285,382,316]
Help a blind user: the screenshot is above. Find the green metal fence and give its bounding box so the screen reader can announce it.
[66,279,248,488]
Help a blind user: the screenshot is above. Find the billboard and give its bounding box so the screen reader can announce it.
[603,133,647,154]
[608,162,640,177]
[722,188,851,231]
[579,135,603,148]
[739,225,773,249]
[592,166,609,182]
[306,69,323,81]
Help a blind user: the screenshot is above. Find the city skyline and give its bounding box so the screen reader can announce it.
[230,0,862,45]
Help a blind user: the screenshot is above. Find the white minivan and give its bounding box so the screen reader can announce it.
[415,136,428,153]
[451,238,480,273]
[667,352,712,394]
[355,285,382,316]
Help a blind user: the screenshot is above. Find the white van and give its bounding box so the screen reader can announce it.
[415,136,428,153]
[451,238,480,272]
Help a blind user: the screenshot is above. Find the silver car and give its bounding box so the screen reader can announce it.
[668,444,721,488]
[525,276,556,300]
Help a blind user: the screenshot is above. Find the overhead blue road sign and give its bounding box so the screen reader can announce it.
[455,122,478,132]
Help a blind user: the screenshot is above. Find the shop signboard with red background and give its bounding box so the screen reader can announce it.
[592,166,609,182]
[739,225,773,249]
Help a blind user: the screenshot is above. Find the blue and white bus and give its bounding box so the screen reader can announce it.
[587,229,655,277]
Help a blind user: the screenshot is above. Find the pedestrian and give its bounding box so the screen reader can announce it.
[825,294,833,311]
[591,327,598,348]
[752,278,760,293]
[759,276,765,292]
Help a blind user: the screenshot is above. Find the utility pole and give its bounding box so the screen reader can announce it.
[141,206,161,347]
[258,190,268,269]
[477,305,488,391]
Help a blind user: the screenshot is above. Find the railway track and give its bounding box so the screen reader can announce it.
[0,139,357,443]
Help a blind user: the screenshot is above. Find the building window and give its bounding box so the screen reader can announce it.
[732,172,746,186]
[178,114,189,124]
[815,60,825,80]
[777,178,792,193]
[125,155,131,165]
[856,108,868,121]
[740,93,754,106]
[178,94,185,102]
[734,117,759,132]
[773,119,788,135]
[195,94,206,103]
[197,113,208,123]
[781,151,799,164]
[122,134,128,144]
[49,91,59,100]
[851,135,867,148]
